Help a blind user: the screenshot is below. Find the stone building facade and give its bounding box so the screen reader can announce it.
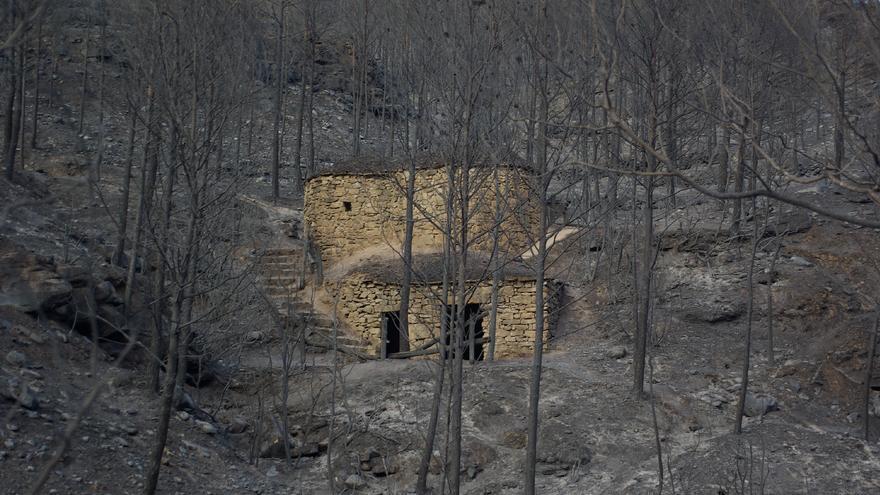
[302,156,560,359]
[303,159,540,266]
[331,263,562,359]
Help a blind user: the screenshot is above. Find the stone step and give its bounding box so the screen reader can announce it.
[266,286,301,297]
[263,247,304,256]
[264,281,301,289]
[260,259,303,268]
[277,300,319,312]
[260,268,302,277]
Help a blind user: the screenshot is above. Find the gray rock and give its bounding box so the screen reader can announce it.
[259,436,294,459]
[195,420,218,435]
[16,326,46,345]
[679,297,743,323]
[227,416,249,434]
[93,281,118,304]
[743,392,778,417]
[292,441,323,457]
[344,474,366,489]
[11,381,39,410]
[369,455,397,476]
[790,256,813,267]
[467,465,479,480]
[606,346,627,359]
[0,248,72,313]
[5,350,26,367]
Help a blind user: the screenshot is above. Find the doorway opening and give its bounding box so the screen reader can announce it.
[381,311,403,357]
[443,303,484,361]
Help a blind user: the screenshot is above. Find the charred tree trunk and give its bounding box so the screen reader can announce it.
[112,105,138,266]
[271,5,285,202]
[4,46,21,181]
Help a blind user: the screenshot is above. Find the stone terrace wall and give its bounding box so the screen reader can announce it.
[303,167,540,267]
[331,273,561,359]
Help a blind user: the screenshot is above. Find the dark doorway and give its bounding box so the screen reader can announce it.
[443,303,484,361]
[381,311,402,358]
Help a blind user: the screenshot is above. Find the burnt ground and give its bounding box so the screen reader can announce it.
[4,159,880,494]
[3,20,880,493]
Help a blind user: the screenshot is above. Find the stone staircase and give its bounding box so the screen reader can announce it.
[258,246,370,358]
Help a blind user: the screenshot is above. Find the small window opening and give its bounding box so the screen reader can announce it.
[343,201,352,211]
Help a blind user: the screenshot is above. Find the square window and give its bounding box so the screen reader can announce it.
[343,201,352,212]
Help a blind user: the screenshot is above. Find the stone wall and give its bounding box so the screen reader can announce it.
[303,166,540,267]
[331,273,562,359]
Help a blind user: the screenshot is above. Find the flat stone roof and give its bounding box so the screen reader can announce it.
[350,252,540,285]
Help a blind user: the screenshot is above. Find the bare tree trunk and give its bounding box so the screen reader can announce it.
[633,76,658,399]
[148,121,174,396]
[78,18,90,137]
[142,292,182,495]
[717,125,729,194]
[271,5,285,202]
[767,237,782,366]
[94,19,107,179]
[415,157,454,495]
[30,14,41,149]
[398,85,422,355]
[487,166,502,362]
[112,105,138,266]
[525,12,549,488]
[864,309,879,441]
[291,20,307,195]
[734,205,759,434]
[17,32,27,169]
[5,46,22,181]
[731,119,746,234]
[449,155,469,494]
[306,8,317,177]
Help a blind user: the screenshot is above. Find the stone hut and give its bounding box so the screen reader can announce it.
[303,155,561,360]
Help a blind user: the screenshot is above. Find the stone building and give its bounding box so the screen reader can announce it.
[303,155,561,359]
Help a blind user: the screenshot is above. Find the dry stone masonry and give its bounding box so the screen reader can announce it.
[304,165,540,266]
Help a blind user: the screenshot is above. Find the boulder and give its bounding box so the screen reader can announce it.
[195,420,218,435]
[0,244,72,313]
[743,392,778,417]
[245,330,265,344]
[679,297,743,323]
[227,416,249,434]
[344,474,366,489]
[789,256,813,268]
[765,209,812,236]
[5,350,26,367]
[605,346,627,359]
[259,437,293,459]
[369,455,398,476]
[3,377,39,410]
[536,422,591,470]
[500,430,527,449]
[94,280,121,304]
